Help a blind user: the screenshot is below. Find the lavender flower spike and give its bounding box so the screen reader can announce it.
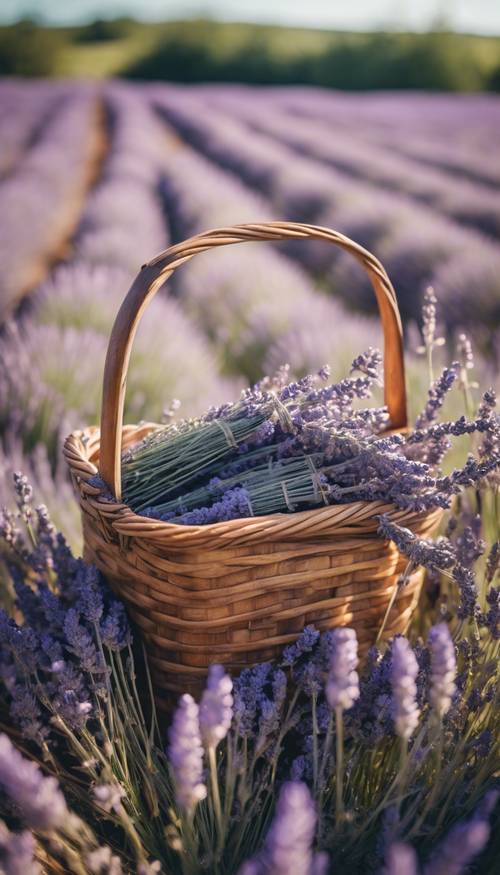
[390,638,420,741]
[424,810,491,875]
[383,842,419,875]
[0,733,67,830]
[168,694,207,814]
[238,782,328,875]
[325,628,360,711]
[199,663,233,749]
[0,822,40,875]
[428,623,456,718]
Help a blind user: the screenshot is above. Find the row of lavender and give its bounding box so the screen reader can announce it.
[151,85,500,340]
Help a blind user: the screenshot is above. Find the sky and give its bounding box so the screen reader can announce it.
[2,0,500,35]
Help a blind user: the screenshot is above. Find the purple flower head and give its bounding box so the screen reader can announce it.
[325,627,360,711]
[168,694,207,814]
[428,623,456,718]
[383,842,419,875]
[486,542,499,585]
[74,565,104,623]
[13,471,33,520]
[391,638,420,740]
[86,844,124,875]
[481,585,500,638]
[199,663,233,749]
[233,661,284,740]
[238,781,328,875]
[100,601,131,651]
[0,733,68,830]
[350,347,383,382]
[378,516,456,571]
[46,656,94,731]
[424,808,491,875]
[454,516,485,569]
[63,609,103,674]
[421,286,440,349]
[255,669,288,750]
[9,684,48,747]
[0,822,39,875]
[93,782,125,814]
[282,626,320,667]
[415,365,458,429]
[456,332,474,373]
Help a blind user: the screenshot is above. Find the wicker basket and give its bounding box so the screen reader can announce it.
[64,222,441,709]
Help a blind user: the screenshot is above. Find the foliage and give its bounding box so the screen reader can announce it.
[74,18,135,44]
[123,27,493,92]
[0,20,63,77]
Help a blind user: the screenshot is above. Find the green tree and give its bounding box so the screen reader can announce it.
[0,20,62,77]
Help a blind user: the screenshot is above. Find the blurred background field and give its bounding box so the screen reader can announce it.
[2,16,500,89]
[0,1,500,551]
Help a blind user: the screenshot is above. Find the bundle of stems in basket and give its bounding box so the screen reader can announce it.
[121,350,499,525]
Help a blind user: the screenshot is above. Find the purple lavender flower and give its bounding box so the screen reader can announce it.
[168,694,207,814]
[454,516,485,568]
[100,602,131,651]
[74,565,104,623]
[485,542,499,584]
[421,287,439,350]
[86,845,124,875]
[383,842,419,875]
[169,487,252,525]
[378,516,456,571]
[9,684,48,746]
[282,626,320,667]
[49,661,94,731]
[199,664,233,749]
[93,782,125,814]
[63,609,104,674]
[423,808,492,875]
[428,624,456,718]
[415,365,458,429]
[0,822,39,875]
[325,627,360,711]
[238,782,328,875]
[255,669,288,750]
[482,585,500,638]
[233,661,275,739]
[391,638,420,740]
[350,348,383,381]
[0,733,67,830]
[456,332,474,373]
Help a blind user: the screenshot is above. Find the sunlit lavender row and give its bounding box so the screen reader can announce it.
[153,85,500,335]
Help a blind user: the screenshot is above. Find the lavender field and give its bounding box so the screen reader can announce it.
[1,80,499,547]
[0,80,500,875]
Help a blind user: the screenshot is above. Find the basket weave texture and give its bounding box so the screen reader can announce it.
[64,222,441,707]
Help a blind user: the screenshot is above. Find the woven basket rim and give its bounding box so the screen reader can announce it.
[64,423,441,548]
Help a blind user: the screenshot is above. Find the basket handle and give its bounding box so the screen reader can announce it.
[99,221,407,499]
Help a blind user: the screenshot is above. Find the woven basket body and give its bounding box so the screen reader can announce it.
[64,222,441,708]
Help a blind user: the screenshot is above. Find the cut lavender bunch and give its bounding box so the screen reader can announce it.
[121,349,498,525]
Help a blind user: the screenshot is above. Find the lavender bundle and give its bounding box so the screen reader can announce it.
[121,348,499,525]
